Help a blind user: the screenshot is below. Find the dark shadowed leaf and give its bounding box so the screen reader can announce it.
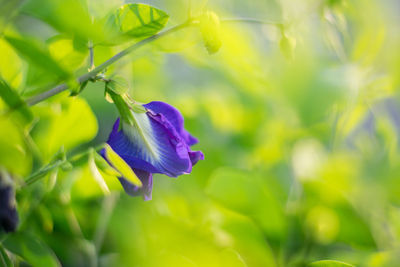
[2,232,60,267]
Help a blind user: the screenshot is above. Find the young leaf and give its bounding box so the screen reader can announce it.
[4,36,69,78]
[105,3,169,44]
[0,79,33,125]
[199,11,222,54]
[104,144,142,187]
[106,90,135,126]
[2,232,60,267]
[89,151,110,195]
[308,260,355,267]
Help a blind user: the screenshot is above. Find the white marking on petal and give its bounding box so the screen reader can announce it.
[122,111,161,162]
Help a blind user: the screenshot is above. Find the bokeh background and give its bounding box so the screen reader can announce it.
[1,0,400,266]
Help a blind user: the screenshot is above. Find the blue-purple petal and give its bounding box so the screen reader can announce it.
[107,119,160,174]
[144,101,199,146]
[118,169,153,200]
[104,100,204,199]
[107,113,193,177]
[189,150,205,166]
[145,111,192,176]
[0,184,18,232]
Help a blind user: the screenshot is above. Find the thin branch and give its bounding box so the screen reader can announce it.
[24,143,106,186]
[25,21,194,106]
[24,159,64,186]
[88,40,95,70]
[24,17,283,106]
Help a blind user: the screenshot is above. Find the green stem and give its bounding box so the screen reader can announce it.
[25,21,194,106]
[88,40,95,70]
[93,193,119,252]
[24,143,106,186]
[24,17,283,106]
[24,160,65,186]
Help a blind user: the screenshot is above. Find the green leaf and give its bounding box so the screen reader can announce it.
[104,144,142,187]
[4,36,69,78]
[199,11,222,54]
[308,260,355,267]
[0,39,23,88]
[105,3,169,43]
[2,232,60,267]
[0,117,31,176]
[32,97,98,160]
[106,90,135,125]
[47,36,88,73]
[0,79,33,124]
[207,167,286,239]
[0,245,13,267]
[21,0,104,42]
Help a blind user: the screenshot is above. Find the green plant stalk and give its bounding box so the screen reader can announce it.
[24,143,106,186]
[88,40,95,70]
[25,18,283,106]
[24,159,65,186]
[25,21,194,106]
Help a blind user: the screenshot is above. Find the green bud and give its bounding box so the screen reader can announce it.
[68,79,83,96]
[60,161,73,172]
[199,11,222,54]
[93,150,120,177]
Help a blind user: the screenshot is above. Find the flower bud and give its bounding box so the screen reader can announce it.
[0,170,18,232]
[199,11,222,54]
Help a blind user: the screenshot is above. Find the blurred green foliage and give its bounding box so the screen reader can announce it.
[1,0,400,266]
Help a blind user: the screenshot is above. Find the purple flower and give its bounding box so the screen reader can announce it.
[0,174,18,233]
[104,101,204,200]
